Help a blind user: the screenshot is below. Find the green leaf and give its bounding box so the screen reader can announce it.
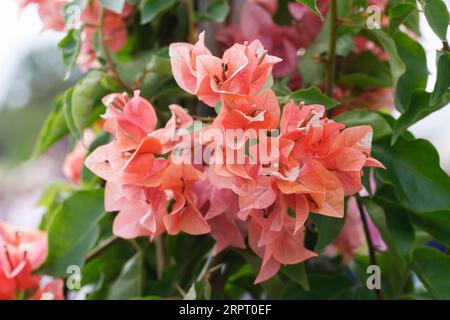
[310,213,345,251]
[282,264,309,290]
[58,29,81,80]
[334,109,392,141]
[40,189,105,277]
[393,89,450,143]
[410,210,450,247]
[63,88,81,140]
[32,95,69,158]
[282,274,353,299]
[338,52,390,88]
[394,32,428,112]
[412,247,450,299]
[147,50,172,75]
[431,51,450,105]
[100,0,125,13]
[36,181,72,207]
[388,3,416,33]
[422,0,449,41]
[108,252,145,299]
[139,0,176,24]
[195,0,230,23]
[296,0,324,21]
[373,135,450,213]
[71,70,107,135]
[288,86,339,110]
[185,280,212,300]
[371,30,406,105]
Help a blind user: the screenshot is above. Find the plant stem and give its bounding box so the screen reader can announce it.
[184,0,196,43]
[86,235,119,262]
[355,194,383,300]
[326,0,337,97]
[197,249,215,282]
[443,40,450,52]
[155,236,167,280]
[192,115,215,122]
[99,7,133,91]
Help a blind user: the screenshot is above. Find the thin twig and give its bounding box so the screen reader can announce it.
[355,194,383,300]
[86,235,119,262]
[155,236,167,280]
[326,0,337,97]
[99,7,133,91]
[192,115,215,122]
[183,0,196,43]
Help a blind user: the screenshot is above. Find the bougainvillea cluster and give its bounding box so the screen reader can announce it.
[0,221,63,300]
[82,33,384,283]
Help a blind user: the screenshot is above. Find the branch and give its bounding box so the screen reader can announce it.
[99,7,133,91]
[355,194,383,300]
[155,236,168,280]
[326,0,337,97]
[183,0,196,43]
[86,235,119,262]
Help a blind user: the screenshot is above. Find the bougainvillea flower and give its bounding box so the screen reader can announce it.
[31,279,64,300]
[0,221,48,299]
[217,3,299,78]
[20,0,67,32]
[170,32,281,106]
[63,129,95,185]
[168,31,212,95]
[109,185,168,239]
[248,206,317,283]
[214,89,280,130]
[102,90,157,152]
[78,1,134,71]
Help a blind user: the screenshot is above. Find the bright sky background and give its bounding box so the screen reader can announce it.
[0,0,449,170]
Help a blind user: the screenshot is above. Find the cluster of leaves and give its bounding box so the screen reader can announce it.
[32,0,450,300]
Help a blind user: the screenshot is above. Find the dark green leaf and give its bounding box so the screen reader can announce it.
[32,95,69,158]
[195,0,230,23]
[296,0,324,21]
[185,280,212,300]
[412,247,450,299]
[282,274,353,299]
[71,70,107,135]
[373,135,450,213]
[394,32,428,112]
[58,29,81,80]
[388,3,416,33]
[310,213,345,251]
[36,181,72,208]
[371,30,406,106]
[139,0,176,24]
[63,88,81,139]
[410,210,450,247]
[422,0,449,41]
[431,51,450,105]
[40,189,105,277]
[282,264,309,290]
[393,89,450,143]
[288,86,339,110]
[108,252,145,299]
